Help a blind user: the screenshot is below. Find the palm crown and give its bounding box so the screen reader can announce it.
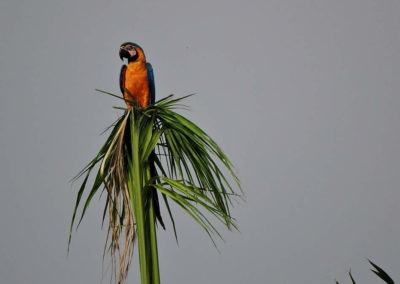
[69,92,242,284]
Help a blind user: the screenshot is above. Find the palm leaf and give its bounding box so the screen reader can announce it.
[335,260,395,284]
[368,259,395,284]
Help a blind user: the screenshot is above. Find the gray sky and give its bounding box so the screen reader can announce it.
[1,0,400,283]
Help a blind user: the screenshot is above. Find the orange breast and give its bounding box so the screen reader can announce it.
[124,61,149,107]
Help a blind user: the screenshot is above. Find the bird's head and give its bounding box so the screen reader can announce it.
[119,42,146,63]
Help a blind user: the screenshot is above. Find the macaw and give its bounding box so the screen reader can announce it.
[119,42,155,108]
[119,42,165,229]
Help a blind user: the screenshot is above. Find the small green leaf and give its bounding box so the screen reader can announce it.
[368,259,394,284]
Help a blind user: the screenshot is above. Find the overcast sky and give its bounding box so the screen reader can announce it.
[1,0,400,283]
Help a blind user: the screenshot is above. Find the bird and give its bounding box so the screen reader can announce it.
[119,42,155,108]
[119,42,165,230]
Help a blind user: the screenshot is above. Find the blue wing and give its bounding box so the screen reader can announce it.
[119,65,127,95]
[146,62,156,104]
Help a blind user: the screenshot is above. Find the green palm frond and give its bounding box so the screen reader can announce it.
[368,259,395,284]
[69,93,241,284]
[335,260,395,284]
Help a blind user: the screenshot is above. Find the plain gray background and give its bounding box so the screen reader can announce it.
[1,0,400,283]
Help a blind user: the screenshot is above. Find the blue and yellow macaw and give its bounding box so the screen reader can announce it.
[119,42,165,229]
[119,42,155,108]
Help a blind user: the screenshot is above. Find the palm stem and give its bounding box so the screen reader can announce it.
[129,112,150,284]
[149,197,160,284]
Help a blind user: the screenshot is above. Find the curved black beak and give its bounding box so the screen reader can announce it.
[119,48,130,60]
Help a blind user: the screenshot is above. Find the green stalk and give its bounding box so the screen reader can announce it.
[143,136,160,284]
[129,112,150,284]
[148,196,160,284]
